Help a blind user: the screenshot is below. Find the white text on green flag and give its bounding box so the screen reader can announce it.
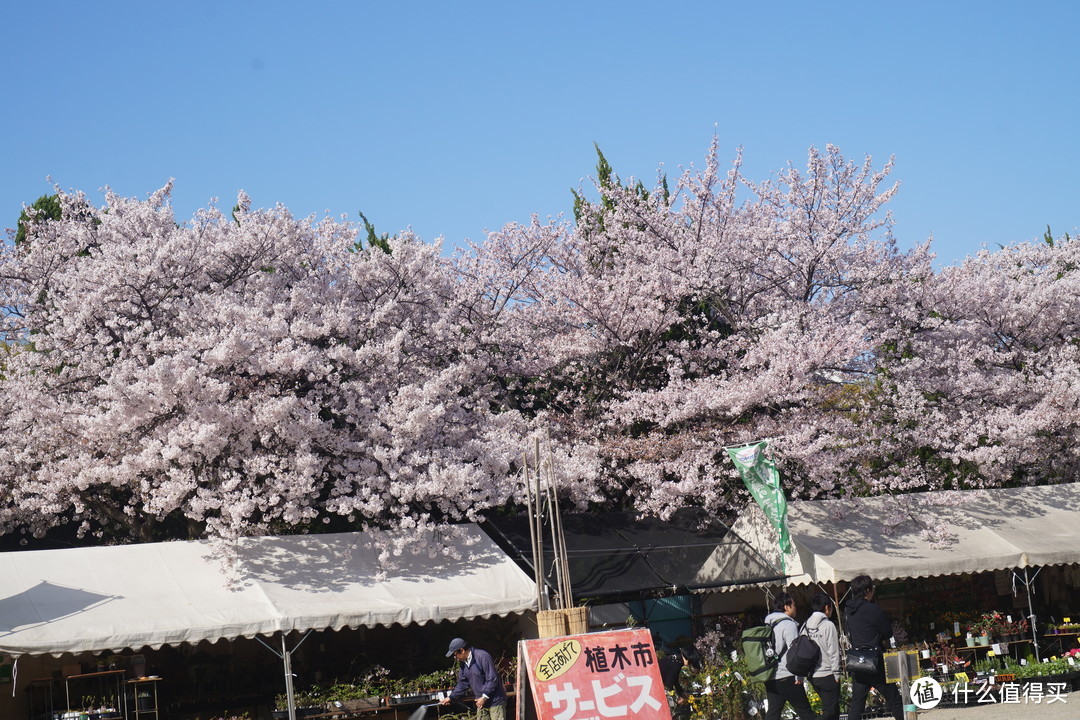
[727,441,791,570]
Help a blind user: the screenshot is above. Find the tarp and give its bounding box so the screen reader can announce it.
[729,483,1080,585]
[484,508,786,603]
[0,525,537,657]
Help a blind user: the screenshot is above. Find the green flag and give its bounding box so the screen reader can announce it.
[727,441,791,569]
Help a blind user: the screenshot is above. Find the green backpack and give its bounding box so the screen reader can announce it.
[740,616,795,681]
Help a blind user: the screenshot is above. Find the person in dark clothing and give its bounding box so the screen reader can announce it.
[843,575,903,720]
[763,592,815,720]
[658,647,701,720]
[440,638,508,720]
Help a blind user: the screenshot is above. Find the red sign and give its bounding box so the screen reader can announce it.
[520,628,671,720]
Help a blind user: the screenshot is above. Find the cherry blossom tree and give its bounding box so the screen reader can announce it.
[456,141,935,518]
[5,140,1071,550]
[820,233,1080,496]
[0,185,599,552]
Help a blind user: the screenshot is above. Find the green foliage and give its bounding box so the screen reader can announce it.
[684,652,763,720]
[324,682,383,701]
[571,144,669,231]
[356,211,393,254]
[274,687,328,710]
[15,194,62,245]
[276,664,458,711]
[1002,655,1074,678]
[1043,224,1072,248]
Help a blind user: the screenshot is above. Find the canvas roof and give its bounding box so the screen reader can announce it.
[0,525,537,657]
[729,482,1080,586]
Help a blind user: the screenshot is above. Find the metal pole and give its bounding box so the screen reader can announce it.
[1024,567,1043,662]
[282,634,297,720]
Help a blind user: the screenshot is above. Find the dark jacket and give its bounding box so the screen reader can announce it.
[659,654,685,694]
[844,595,892,650]
[450,647,507,706]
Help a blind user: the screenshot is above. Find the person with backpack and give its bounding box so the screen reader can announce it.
[843,575,903,720]
[762,592,815,720]
[805,593,842,720]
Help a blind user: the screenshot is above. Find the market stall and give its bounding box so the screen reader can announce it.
[721,484,1080,670]
[732,482,1080,587]
[0,525,538,720]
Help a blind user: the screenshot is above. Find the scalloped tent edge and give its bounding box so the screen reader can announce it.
[727,482,1080,587]
[0,524,538,658]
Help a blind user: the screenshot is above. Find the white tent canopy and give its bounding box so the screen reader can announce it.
[0,525,537,657]
[730,482,1080,585]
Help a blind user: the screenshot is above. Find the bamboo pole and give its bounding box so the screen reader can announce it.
[533,438,548,611]
[546,449,573,609]
[523,452,545,612]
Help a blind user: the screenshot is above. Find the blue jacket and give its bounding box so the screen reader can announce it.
[450,647,507,706]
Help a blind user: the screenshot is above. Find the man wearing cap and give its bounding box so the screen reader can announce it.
[440,638,508,720]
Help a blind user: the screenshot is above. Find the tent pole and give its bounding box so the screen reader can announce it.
[282,634,298,720]
[1020,567,1042,662]
[258,632,310,720]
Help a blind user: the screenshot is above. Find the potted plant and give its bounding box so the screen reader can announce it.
[325,681,385,711]
[273,688,325,719]
[135,690,154,713]
[967,612,1004,644]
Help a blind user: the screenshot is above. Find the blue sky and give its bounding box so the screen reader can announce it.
[3,1,1078,267]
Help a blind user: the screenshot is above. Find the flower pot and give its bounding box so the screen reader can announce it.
[975,635,989,646]
[390,695,429,705]
[342,697,384,711]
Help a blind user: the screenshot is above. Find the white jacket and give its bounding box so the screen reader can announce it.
[804,610,841,679]
[764,611,800,679]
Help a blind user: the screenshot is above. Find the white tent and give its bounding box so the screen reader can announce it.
[0,525,537,657]
[730,482,1080,586]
